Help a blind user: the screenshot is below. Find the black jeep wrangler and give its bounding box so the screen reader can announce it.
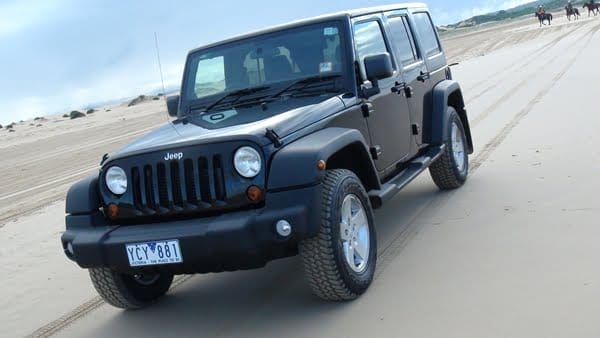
[62,3,473,309]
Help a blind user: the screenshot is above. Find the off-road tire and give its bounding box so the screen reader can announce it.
[299,169,377,301]
[429,107,469,190]
[89,268,174,309]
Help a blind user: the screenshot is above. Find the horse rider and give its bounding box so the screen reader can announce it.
[538,5,546,15]
[567,1,573,10]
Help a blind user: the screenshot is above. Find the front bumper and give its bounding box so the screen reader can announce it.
[61,185,321,274]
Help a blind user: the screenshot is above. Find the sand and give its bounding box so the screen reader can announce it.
[1,14,599,338]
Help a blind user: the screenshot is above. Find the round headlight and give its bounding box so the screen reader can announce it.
[234,146,262,178]
[106,166,128,195]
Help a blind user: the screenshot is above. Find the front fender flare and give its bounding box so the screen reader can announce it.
[267,128,372,191]
[65,174,102,215]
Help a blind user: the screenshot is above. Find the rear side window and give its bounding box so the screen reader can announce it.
[387,16,418,65]
[354,20,390,64]
[412,12,441,56]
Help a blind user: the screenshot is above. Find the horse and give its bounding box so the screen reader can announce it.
[566,6,581,21]
[535,12,553,27]
[583,3,600,16]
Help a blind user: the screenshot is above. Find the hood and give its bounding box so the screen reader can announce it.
[108,95,346,161]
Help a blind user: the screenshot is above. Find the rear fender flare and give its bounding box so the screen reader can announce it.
[430,80,474,154]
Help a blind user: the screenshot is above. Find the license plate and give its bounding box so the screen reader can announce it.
[126,240,183,267]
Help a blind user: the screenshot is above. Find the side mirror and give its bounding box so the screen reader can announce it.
[364,53,394,82]
[166,95,180,117]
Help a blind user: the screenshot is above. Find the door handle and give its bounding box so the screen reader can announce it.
[417,71,430,82]
[391,81,413,98]
[391,81,406,94]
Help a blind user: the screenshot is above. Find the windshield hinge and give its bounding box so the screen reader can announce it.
[265,128,283,148]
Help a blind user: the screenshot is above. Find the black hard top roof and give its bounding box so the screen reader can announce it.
[189,3,428,54]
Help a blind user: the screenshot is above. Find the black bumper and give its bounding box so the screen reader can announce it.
[61,185,321,273]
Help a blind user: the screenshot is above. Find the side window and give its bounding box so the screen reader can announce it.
[387,16,418,65]
[412,12,441,56]
[353,20,392,78]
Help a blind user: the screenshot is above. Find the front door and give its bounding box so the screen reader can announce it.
[353,16,412,172]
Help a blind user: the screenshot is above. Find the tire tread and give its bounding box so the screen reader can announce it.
[299,169,366,301]
[430,108,468,190]
[89,267,144,309]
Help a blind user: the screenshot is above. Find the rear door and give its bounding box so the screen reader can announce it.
[352,15,413,171]
[407,10,448,146]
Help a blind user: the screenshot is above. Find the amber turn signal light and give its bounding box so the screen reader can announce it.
[247,185,264,202]
[317,160,327,171]
[106,203,119,219]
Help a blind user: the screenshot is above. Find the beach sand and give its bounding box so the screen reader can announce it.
[2,14,600,338]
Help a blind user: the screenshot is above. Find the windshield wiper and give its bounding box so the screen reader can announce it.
[191,85,271,113]
[272,74,342,98]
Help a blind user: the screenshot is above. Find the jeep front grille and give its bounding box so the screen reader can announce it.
[129,155,227,215]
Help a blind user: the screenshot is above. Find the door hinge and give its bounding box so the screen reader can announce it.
[404,85,413,98]
[370,146,382,160]
[412,124,420,135]
[361,102,374,118]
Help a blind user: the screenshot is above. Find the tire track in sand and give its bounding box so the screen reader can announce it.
[464,21,590,101]
[470,22,599,127]
[375,22,599,280]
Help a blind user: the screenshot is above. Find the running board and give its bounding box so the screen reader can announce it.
[368,144,445,209]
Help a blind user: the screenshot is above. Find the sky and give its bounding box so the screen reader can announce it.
[0,0,534,125]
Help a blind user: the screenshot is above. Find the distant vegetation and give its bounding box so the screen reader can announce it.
[443,0,580,29]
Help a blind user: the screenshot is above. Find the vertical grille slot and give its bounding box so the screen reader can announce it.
[170,161,183,207]
[157,163,169,207]
[131,167,142,208]
[198,157,211,203]
[184,159,197,204]
[213,155,226,201]
[144,165,155,208]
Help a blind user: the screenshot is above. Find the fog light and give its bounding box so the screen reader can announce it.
[276,220,292,237]
[67,242,74,255]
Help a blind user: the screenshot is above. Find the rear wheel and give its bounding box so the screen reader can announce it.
[299,169,377,301]
[89,268,173,309]
[429,107,469,190]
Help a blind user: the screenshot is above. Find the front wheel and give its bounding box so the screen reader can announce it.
[429,107,469,190]
[89,268,174,309]
[299,169,377,301]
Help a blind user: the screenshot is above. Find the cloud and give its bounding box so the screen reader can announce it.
[0,58,184,125]
[0,0,71,37]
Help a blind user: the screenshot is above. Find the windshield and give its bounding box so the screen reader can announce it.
[182,21,347,109]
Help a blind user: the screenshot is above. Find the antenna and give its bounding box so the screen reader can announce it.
[154,32,166,96]
[154,31,176,127]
